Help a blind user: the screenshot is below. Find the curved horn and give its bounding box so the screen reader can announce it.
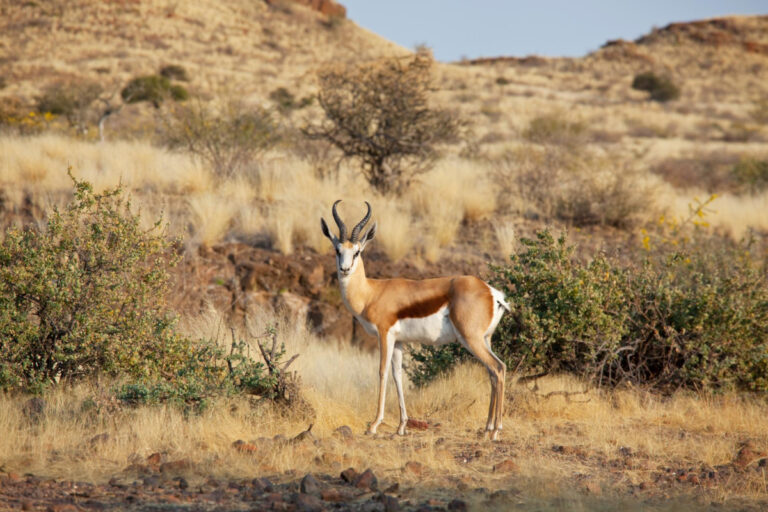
[350,201,372,243]
[332,200,347,241]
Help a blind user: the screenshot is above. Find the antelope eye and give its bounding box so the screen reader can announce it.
[335,248,340,256]
[354,250,360,258]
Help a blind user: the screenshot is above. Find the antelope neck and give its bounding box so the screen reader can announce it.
[338,257,372,316]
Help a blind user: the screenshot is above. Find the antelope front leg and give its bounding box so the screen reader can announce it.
[367,330,395,435]
[391,342,408,435]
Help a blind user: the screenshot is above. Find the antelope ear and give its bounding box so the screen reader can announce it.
[321,218,338,244]
[360,222,376,250]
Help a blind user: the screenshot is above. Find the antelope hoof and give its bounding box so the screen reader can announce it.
[397,423,407,436]
[490,429,501,442]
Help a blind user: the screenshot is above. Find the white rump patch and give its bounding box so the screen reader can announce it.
[391,305,457,346]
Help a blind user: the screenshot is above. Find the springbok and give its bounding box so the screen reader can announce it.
[321,200,510,440]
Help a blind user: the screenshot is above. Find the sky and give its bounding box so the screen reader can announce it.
[342,1,768,62]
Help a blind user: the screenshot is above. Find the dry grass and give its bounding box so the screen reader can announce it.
[1,309,766,505]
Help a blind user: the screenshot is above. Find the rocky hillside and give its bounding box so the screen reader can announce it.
[0,0,405,105]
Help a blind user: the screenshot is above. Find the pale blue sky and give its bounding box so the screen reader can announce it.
[342,1,768,62]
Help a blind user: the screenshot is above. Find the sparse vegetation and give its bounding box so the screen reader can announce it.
[269,86,313,114]
[35,81,102,134]
[159,64,190,82]
[160,100,279,178]
[307,54,464,194]
[121,74,188,108]
[524,112,586,147]
[631,71,681,102]
[732,156,768,193]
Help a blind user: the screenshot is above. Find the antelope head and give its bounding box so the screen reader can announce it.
[321,200,377,278]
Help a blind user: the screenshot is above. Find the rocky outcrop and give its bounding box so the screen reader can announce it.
[266,0,346,18]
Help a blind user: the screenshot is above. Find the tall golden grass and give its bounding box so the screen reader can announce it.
[1,134,767,260]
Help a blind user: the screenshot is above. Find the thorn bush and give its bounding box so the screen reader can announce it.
[409,205,768,393]
[305,53,465,194]
[631,71,680,102]
[121,74,187,108]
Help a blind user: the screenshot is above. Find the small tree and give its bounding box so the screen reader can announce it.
[160,99,280,178]
[306,54,463,194]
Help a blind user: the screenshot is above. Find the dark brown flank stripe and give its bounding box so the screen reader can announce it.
[396,294,448,320]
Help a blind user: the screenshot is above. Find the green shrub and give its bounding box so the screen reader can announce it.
[116,327,303,414]
[269,87,313,114]
[409,221,768,393]
[35,81,102,132]
[731,157,768,193]
[160,64,190,82]
[0,172,186,393]
[160,100,279,177]
[631,72,680,102]
[121,75,187,107]
[488,231,629,383]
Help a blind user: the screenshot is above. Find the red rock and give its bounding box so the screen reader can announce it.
[493,459,519,473]
[340,468,358,484]
[688,474,701,484]
[403,461,423,476]
[406,419,428,430]
[147,453,162,467]
[233,439,258,453]
[354,468,377,490]
[320,487,343,502]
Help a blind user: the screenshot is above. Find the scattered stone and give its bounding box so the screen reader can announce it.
[381,494,400,512]
[146,453,162,467]
[300,473,321,497]
[639,481,654,490]
[334,425,354,440]
[493,459,519,473]
[448,498,468,511]
[403,461,424,476]
[142,476,161,488]
[354,469,378,490]
[733,440,767,469]
[359,500,385,512]
[406,419,429,430]
[341,468,359,484]
[21,500,32,511]
[294,492,324,512]
[252,477,274,492]
[233,439,258,453]
[46,505,78,512]
[321,487,343,502]
[176,477,189,490]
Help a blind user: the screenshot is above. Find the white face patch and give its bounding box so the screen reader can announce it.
[335,242,362,278]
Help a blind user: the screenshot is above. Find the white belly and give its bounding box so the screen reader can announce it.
[391,305,457,345]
